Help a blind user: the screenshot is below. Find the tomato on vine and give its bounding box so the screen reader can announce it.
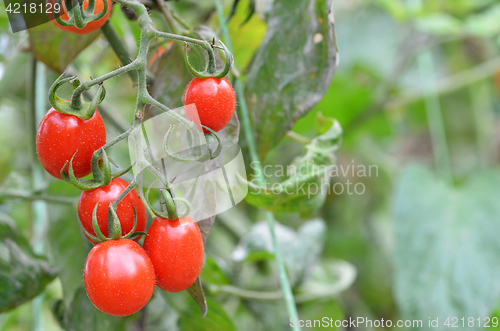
[48,0,112,35]
[78,178,147,245]
[84,239,155,316]
[143,216,204,292]
[36,108,106,179]
[183,77,236,133]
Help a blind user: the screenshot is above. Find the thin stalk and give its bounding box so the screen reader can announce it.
[156,0,178,33]
[469,82,495,167]
[0,190,77,204]
[214,0,301,328]
[101,20,138,83]
[417,51,452,184]
[209,284,283,301]
[30,58,49,331]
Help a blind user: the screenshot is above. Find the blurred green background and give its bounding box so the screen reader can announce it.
[2,0,500,330]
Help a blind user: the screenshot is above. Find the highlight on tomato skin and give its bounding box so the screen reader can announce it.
[36,108,106,179]
[47,0,113,35]
[78,178,147,245]
[143,216,205,293]
[84,239,156,316]
[183,77,236,133]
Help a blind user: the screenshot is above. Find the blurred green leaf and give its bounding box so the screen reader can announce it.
[46,203,90,303]
[51,286,132,331]
[465,3,500,37]
[244,0,338,159]
[28,22,100,72]
[0,213,57,313]
[416,13,462,35]
[178,299,236,331]
[299,299,344,330]
[393,165,500,330]
[232,218,327,285]
[245,115,342,215]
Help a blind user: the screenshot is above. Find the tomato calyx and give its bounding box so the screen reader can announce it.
[80,199,145,243]
[49,72,106,121]
[53,0,109,29]
[140,169,191,221]
[184,39,233,79]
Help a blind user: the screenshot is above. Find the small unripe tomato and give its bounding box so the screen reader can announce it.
[48,0,112,35]
[84,239,156,316]
[78,178,147,245]
[36,108,106,179]
[183,77,236,133]
[143,216,204,292]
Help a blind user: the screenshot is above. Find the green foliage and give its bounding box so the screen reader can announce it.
[0,213,57,313]
[245,115,342,215]
[178,299,236,331]
[51,287,133,331]
[28,23,100,72]
[393,166,500,330]
[244,0,338,159]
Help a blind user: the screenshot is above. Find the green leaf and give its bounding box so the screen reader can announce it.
[186,278,207,319]
[393,165,500,330]
[0,213,57,313]
[178,299,236,331]
[28,22,100,72]
[46,204,90,303]
[464,3,500,37]
[51,286,133,331]
[416,13,462,36]
[245,115,342,215]
[244,0,338,158]
[232,218,327,286]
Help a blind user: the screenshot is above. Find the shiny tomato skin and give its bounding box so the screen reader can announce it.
[78,178,147,245]
[143,217,204,292]
[36,108,106,179]
[48,0,112,35]
[183,77,235,133]
[84,239,156,316]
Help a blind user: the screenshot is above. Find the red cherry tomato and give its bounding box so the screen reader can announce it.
[183,77,236,133]
[143,216,204,292]
[48,0,112,35]
[36,108,106,179]
[84,239,155,316]
[78,178,147,245]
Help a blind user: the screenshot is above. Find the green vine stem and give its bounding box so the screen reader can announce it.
[213,0,301,328]
[417,51,453,184]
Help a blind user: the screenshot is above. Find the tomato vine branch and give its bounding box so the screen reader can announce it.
[213,0,301,328]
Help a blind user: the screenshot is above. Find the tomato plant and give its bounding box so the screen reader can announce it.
[84,239,155,316]
[143,216,204,292]
[78,178,147,245]
[36,108,106,179]
[48,0,113,35]
[184,77,236,133]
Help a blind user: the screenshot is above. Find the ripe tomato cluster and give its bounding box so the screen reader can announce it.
[36,107,205,316]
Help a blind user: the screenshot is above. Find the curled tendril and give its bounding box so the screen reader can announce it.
[49,72,106,120]
[54,0,109,29]
[143,178,192,220]
[79,202,141,244]
[162,124,223,162]
[184,39,234,79]
[60,148,113,190]
[202,125,223,159]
